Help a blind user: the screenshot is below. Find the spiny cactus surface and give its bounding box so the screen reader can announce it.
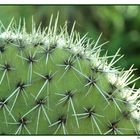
[0,15,140,135]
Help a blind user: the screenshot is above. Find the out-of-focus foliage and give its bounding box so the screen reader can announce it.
[0,5,139,87]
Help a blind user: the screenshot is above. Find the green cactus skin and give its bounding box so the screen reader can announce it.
[0,16,140,135]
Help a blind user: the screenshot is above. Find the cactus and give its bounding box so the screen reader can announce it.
[0,15,140,135]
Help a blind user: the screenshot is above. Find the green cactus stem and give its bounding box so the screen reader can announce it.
[0,15,140,135]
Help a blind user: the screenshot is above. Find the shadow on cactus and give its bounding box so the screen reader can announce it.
[0,14,140,135]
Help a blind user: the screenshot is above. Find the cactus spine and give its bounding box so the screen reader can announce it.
[0,15,140,135]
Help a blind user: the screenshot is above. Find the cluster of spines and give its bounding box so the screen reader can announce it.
[0,14,140,135]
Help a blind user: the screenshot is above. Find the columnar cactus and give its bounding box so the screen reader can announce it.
[0,15,140,135]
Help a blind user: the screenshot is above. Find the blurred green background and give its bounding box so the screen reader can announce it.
[0,5,139,87]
